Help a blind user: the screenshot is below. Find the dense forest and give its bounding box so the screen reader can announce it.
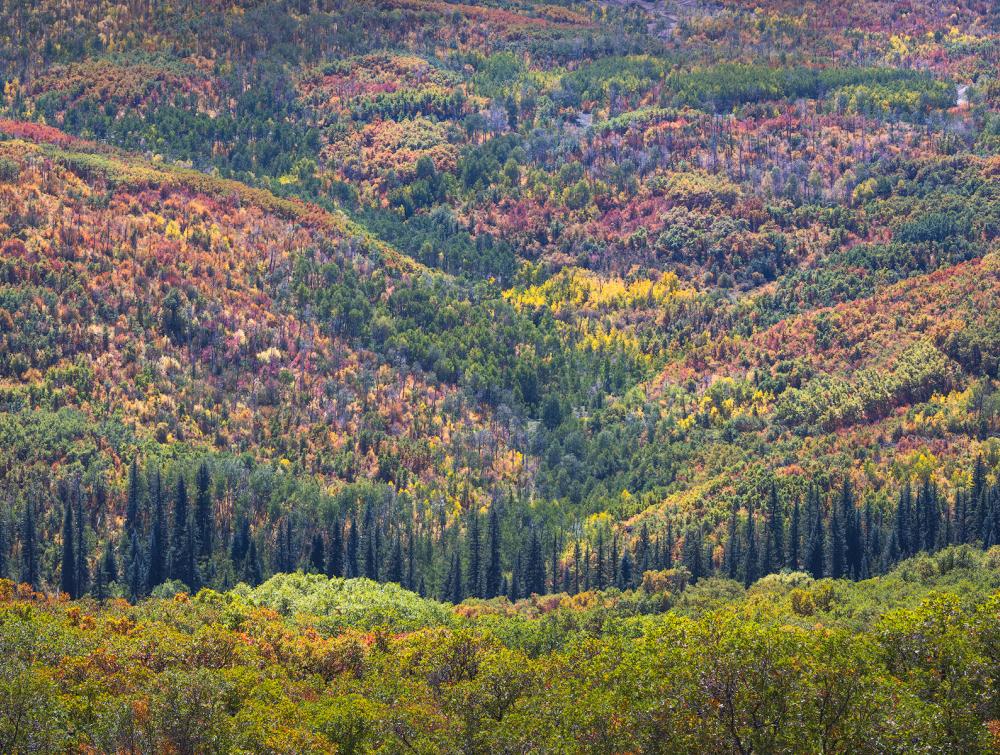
[0,0,999,750]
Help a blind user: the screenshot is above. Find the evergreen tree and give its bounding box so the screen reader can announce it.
[61,503,77,598]
[19,501,38,589]
[231,514,250,566]
[525,532,546,596]
[125,459,142,539]
[839,480,862,579]
[169,476,193,586]
[829,505,845,579]
[327,519,344,577]
[467,512,481,597]
[788,497,801,570]
[485,507,502,598]
[894,484,912,559]
[146,473,167,592]
[743,502,758,587]
[449,549,464,604]
[725,503,740,579]
[309,533,325,573]
[684,526,704,582]
[0,500,7,580]
[618,549,634,589]
[75,493,88,597]
[346,516,360,578]
[594,531,606,590]
[636,524,650,577]
[764,482,784,574]
[100,538,117,588]
[663,521,674,570]
[406,529,416,590]
[194,460,213,559]
[804,488,824,579]
[550,535,560,593]
[387,536,404,585]
[572,539,582,594]
[126,530,143,599]
[508,552,521,602]
[241,539,262,586]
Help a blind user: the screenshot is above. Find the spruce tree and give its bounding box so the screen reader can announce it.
[525,532,545,596]
[309,533,325,573]
[788,497,801,570]
[804,487,825,578]
[169,476,192,586]
[327,519,344,578]
[75,493,88,596]
[618,549,633,589]
[194,460,213,559]
[743,502,758,587]
[663,521,674,570]
[450,549,464,604]
[572,539,582,594]
[61,503,77,598]
[725,503,740,580]
[594,531,606,590]
[241,539,262,586]
[765,482,784,574]
[387,536,404,585]
[0,500,7,580]
[346,517,360,578]
[684,526,703,583]
[485,507,502,598]
[146,474,167,592]
[829,505,845,579]
[467,512,481,597]
[20,501,38,589]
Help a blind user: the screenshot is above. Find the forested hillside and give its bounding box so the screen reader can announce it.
[0,0,999,747]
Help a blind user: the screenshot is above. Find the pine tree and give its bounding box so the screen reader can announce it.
[765,482,784,574]
[61,503,77,598]
[125,459,142,539]
[636,524,650,577]
[467,512,481,597]
[309,533,325,573]
[972,455,987,536]
[387,536,404,585]
[146,473,167,592]
[449,549,464,604]
[327,519,344,578]
[684,526,703,583]
[572,539,581,594]
[839,480,861,579]
[894,483,912,558]
[725,503,740,579]
[508,552,521,602]
[169,476,192,586]
[743,502,758,587]
[346,517,360,578]
[788,497,801,570]
[610,534,620,588]
[525,532,546,596]
[618,549,633,589]
[75,492,88,596]
[594,531,606,590]
[194,460,213,559]
[550,535,560,593]
[126,530,143,600]
[100,538,117,588]
[241,539,262,586]
[19,501,38,589]
[485,507,502,598]
[663,521,674,570]
[804,487,825,578]
[406,529,416,590]
[0,501,7,580]
[829,505,845,580]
